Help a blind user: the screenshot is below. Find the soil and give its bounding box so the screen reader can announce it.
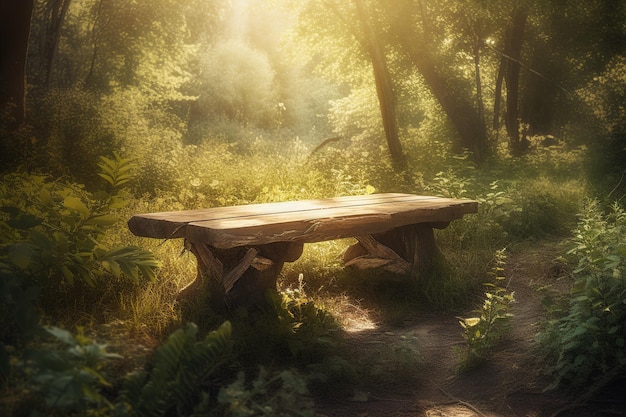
[311,243,626,417]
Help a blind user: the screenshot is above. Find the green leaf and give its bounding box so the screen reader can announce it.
[45,326,77,346]
[97,246,159,282]
[8,243,37,269]
[63,197,90,218]
[608,325,622,334]
[97,172,115,186]
[462,317,481,327]
[61,265,75,285]
[2,206,43,230]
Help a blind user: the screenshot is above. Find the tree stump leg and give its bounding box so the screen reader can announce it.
[181,241,304,311]
[343,223,447,280]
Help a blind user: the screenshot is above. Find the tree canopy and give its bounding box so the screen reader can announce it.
[0,0,624,177]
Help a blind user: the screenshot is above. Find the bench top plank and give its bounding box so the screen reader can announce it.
[128,193,477,249]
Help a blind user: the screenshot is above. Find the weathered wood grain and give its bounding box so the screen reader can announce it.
[127,193,478,248]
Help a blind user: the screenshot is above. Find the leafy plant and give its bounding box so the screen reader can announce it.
[216,367,314,417]
[28,326,121,414]
[117,321,233,417]
[538,200,626,390]
[457,249,515,368]
[116,320,314,417]
[0,154,158,380]
[266,274,340,363]
[0,154,158,292]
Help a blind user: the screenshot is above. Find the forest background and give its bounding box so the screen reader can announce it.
[1,0,626,416]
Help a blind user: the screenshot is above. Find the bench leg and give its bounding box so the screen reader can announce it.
[180,241,304,311]
[343,223,446,279]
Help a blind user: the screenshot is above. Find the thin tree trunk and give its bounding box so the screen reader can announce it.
[354,0,405,169]
[407,47,487,162]
[493,57,505,130]
[473,33,485,129]
[44,0,72,87]
[504,7,528,156]
[0,0,35,129]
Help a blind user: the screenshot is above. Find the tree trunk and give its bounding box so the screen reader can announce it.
[0,0,35,129]
[43,0,72,87]
[473,33,485,130]
[503,7,528,156]
[493,54,506,131]
[354,0,405,170]
[408,47,487,162]
[388,2,487,163]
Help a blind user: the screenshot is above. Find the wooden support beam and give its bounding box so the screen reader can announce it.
[223,248,259,294]
[344,235,411,274]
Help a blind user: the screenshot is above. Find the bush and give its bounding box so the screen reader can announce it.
[538,200,626,390]
[0,155,158,378]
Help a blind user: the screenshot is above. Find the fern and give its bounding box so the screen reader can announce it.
[118,321,233,417]
[97,246,159,283]
[98,152,137,189]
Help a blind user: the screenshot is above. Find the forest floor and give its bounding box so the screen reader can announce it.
[311,242,626,417]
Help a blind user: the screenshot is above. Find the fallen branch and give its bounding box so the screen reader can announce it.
[429,380,488,417]
[310,136,342,155]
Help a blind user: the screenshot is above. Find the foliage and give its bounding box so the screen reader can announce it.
[28,326,121,414]
[189,39,279,137]
[457,249,515,369]
[0,154,158,380]
[10,321,315,417]
[577,56,626,200]
[0,154,157,291]
[117,321,314,417]
[269,274,341,363]
[232,274,342,369]
[216,367,314,417]
[117,321,233,417]
[31,87,119,185]
[538,201,626,390]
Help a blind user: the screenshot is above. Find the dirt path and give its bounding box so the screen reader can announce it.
[313,243,626,417]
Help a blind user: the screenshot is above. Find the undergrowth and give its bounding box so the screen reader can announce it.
[457,249,515,369]
[0,131,592,415]
[538,200,626,392]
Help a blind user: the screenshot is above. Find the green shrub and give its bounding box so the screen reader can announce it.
[27,326,121,414]
[502,178,581,240]
[0,154,158,378]
[538,201,626,390]
[12,321,314,417]
[117,321,233,416]
[118,321,314,417]
[0,154,157,292]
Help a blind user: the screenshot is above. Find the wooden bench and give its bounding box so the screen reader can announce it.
[128,193,478,310]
